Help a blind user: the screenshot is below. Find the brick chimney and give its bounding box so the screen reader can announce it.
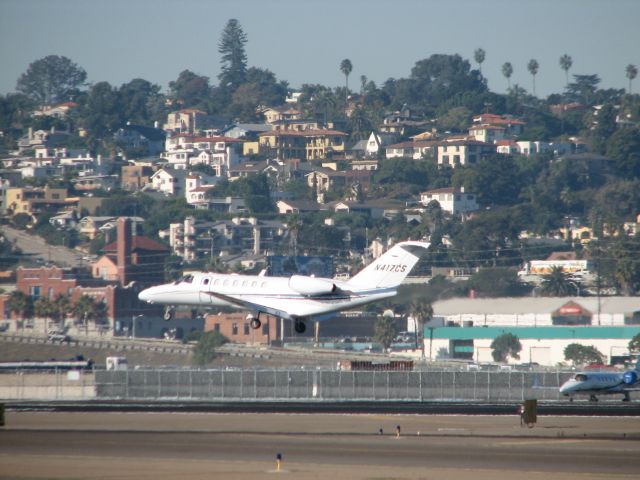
[117,217,132,285]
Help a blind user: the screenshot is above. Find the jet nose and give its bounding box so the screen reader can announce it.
[138,287,154,303]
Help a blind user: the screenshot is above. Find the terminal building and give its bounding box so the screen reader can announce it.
[427,297,640,366]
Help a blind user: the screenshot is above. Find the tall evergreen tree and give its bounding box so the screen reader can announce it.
[626,64,638,94]
[218,19,248,89]
[16,55,87,105]
[474,48,486,74]
[559,54,573,88]
[340,58,353,102]
[502,62,513,90]
[527,59,539,96]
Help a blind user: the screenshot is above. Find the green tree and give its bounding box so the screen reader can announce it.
[34,297,55,333]
[559,54,573,88]
[466,268,531,297]
[564,343,604,366]
[502,62,513,90]
[80,82,124,144]
[629,333,640,353]
[218,18,248,89]
[626,64,638,94]
[374,314,398,351]
[490,333,522,362]
[474,48,486,74]
[118,78,165,125]
[192,331,228,366]
[591,103,618,154]
[340,59,353,101]
[16,55,87,104]
[527,59,539,96]
[7,291,33,328]
[168,70,211,108]
[74,295,108,333]
[607,127,640,177]
[409,299,433,357]
[566,74,600,105]
[539,266,578,297]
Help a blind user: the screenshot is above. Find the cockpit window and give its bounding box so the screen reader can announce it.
[574,374,588,381]
[179,274,194,284]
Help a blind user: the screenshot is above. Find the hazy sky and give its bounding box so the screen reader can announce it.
[1,0,638,99]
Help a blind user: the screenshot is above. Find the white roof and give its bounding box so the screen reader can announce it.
[433,297,640,315]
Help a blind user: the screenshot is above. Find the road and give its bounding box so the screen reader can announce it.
[1,225,87,267]
[1,412,638,480]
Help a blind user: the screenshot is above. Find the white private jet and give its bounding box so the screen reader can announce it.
[559,361,640,402]
[138,241,429,334]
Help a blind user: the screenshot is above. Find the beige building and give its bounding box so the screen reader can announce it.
[259,129,346,161]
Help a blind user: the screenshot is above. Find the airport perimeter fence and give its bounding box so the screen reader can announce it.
[88,369,570,402]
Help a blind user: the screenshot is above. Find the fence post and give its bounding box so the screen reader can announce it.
[254,370,257,399]
[487,371,491,401]
[222,370,225,399]
[125,369,129,399]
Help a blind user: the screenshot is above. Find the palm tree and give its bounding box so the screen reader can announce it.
[474,48,486,74]
[502,62,513,90]
[409,299,433,358]
[6,291,33,331]
[527,59,539,96]
[74,294,102,335]
[540,266,578,297]
[626,64,638,94]
[339,58,353,102]
[34,297,55,334]
[559,54,573,88]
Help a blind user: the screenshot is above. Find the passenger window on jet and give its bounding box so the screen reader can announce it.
[203,278,209,285]
[223,280,229,287]
[251,281,257,287]
[261,282,267,288]
[233,280,238,287]
[242,281,248,287]
[214,279,220,286]
[575,374,588,381]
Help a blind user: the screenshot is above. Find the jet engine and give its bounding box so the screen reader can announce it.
[623,370,638,385]
[289,275,338,296]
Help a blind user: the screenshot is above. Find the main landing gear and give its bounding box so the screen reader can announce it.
[163,307,175,321]
[589,394,599,402]
[294,319,306,334]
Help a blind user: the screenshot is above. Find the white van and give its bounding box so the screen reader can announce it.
[106,356,128,371]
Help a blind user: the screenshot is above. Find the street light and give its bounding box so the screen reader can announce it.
[132,314,144,339]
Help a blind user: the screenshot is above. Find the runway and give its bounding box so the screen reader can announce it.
[1,412,639,479]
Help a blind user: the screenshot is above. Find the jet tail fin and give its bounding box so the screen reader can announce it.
[347,241,430,289]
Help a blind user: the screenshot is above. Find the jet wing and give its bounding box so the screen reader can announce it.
[204,291,357,319]
[205,291,293,320]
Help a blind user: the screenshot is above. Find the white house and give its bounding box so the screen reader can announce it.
[420,187,479,215]
[437,140,496,167]
[150,168,188,195]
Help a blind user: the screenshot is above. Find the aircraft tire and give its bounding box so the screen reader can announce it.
[163,308,174,322]
[250,318,261,330]
[294,320,306,334]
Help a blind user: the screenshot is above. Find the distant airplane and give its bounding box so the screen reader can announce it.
[138,241,429,334]
[559,361,640,402]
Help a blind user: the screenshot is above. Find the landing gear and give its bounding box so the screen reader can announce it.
[294,319,306,334]
[589,394,599,402]
[247,313,261,330]
[163,307,175,321]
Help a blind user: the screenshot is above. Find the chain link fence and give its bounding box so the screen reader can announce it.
[87,369,570,402]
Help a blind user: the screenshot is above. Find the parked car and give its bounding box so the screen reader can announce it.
[48,333,71,343]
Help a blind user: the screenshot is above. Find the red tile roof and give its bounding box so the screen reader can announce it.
[259,129,346,137]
